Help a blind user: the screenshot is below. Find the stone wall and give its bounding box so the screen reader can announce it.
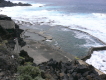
[81,46,106,61]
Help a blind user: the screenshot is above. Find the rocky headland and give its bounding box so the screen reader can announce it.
[0,0,31,7]
[0,14,106,80]
[0,1,106,79]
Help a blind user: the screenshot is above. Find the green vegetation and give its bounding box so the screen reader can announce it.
[75,56,80,60]
[19,56,25,60]
[17,63,45,80]
[45,74,51,80]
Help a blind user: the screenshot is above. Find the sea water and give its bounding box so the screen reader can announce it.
[1,0,106,73]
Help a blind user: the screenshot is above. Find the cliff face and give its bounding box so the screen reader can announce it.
[0,15,26,80]
[0,15,26,48]
[0,0,31,7]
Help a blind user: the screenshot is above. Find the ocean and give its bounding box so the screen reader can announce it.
[1,0,106,73]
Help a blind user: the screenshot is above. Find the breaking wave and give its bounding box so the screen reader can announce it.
[1,1,106,74]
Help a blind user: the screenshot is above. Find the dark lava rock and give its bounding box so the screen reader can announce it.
[0,46,19,80]
[15,24,26,47]
[0,15,12,20]
[19,50,34,65]
[38,59,106,80]
[76,65,89,73]
[18,38,26,47]
[0,0,31,7]
[15,24,24,38]
[100,74,106,80]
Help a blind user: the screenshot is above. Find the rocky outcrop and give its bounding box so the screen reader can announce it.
[0,0,31,7]
[0,46,19,80]
[0,15,12,20]
[15,24,26,47]
[100,74,106,80]
[0,15,106,80]
[19,50,34,65]
[0,15,26,49]
[0,15,27,80]
[38,59,106,80]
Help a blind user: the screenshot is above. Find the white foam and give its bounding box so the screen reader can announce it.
[0,4,106,45]
[86,51,106,74]
[54,41,58,45]
[61,28,71,31]
[73,31,104,47]
[46,40,52,42]
[1,2,106,74]
[32,3,46,7]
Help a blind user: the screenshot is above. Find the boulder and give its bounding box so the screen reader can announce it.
[38,59,106,80]
[19,50,34,64]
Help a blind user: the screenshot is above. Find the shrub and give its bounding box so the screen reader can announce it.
[17,64,45,80]
[45,74,51,80]
[17,74,32,80]
[19,56,25,60]
[34,76,45,80]
[75,56,79,60]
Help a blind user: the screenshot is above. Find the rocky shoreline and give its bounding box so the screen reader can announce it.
[0,0,31,7]
[0,15,106,80]
[82,46,106,61]
[0,15,25,80]
[0,16,106,80]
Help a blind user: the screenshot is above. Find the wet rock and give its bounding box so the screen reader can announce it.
[82,46,106,61]
[45,36,52,40]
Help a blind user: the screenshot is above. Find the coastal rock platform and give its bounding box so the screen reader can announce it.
[22,39,75,64]
[0,14,106,79]
[20,26,105,75]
